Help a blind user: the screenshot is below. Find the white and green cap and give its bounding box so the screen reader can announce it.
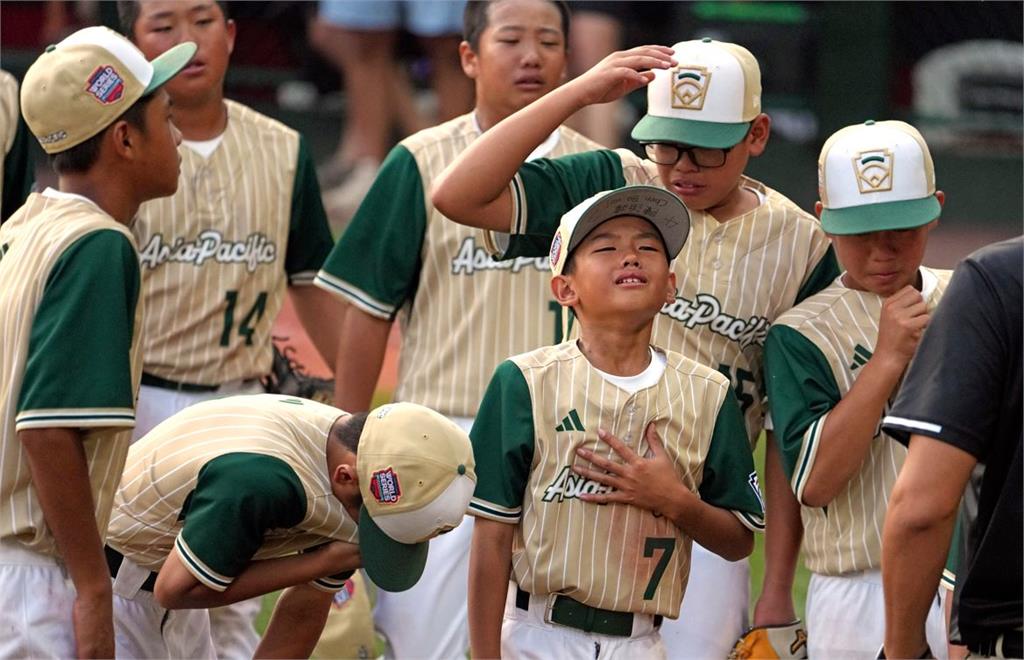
[818,120,941,235]
[356,402,476,592]
[20,26,196,154]
[631,38,761,149]
[549,185,690,277]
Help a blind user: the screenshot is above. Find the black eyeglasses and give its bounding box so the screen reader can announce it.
[642,142,734,169]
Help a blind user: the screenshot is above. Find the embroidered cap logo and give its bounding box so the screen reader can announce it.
[853,148,895,194]
[370,467,402,504]
[671,66,711,111]
[85,65,126,105]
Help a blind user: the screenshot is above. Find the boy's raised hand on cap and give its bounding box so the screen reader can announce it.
[569,45,676,107]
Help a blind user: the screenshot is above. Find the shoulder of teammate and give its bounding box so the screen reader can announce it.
[314,143,427,319]
[468,359,536,524]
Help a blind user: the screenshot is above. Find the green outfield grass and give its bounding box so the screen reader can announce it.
[256,406,812,636]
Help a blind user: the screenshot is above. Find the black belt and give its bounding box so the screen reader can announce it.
[967,631,1024,658]
[105,546,158,593]
[142,372,221,393]
[515,587,662,637]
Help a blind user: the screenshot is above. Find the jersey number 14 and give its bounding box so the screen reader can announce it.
[220,290,268,347]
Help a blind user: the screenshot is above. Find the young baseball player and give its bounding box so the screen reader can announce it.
[312,1,601,656]
[117,1,342,652]
[764,120,952,658]
[469,184,765,658]
[433,38,838,654]
[0,69,33,223]
[0,26,194,658]
[106,394,476,659]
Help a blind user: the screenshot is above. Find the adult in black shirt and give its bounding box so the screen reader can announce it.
[881,236,1023,658]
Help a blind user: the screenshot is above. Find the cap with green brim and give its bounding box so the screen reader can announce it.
[630,38,761,149]
[20,26,196,154]
[355,402,476,592]
[818,120,941,235]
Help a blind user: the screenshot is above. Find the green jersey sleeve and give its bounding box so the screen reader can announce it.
[698,389,766,531]
[499,149,628,259]
[763,324,842,501]
[795,247,840,304]
[175,453,307,591]
[467,360,536,523]
[15,230,139,430]
[2,114,33,223]
[285,136,334,285]
[314,145,426,319]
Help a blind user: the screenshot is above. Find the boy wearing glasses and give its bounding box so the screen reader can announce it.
[433,38,837,656]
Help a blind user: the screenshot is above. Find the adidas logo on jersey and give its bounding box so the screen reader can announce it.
[849,344,873,370]
[542,465,614,502]
[555,409,585,433]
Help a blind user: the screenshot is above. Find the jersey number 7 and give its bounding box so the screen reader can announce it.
[643,536,676,600]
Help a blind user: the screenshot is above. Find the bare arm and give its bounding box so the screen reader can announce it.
[155,540,360,610]
[431,46,676,231]
[254,583,334,659]
[753,430,803,625]
[469,518,514,659]
[290,285,346,369]
[803,286,929,507]
[332,304,392,411]
[574,425,753,561]
[883,434,974,658]
[20,427,114,659]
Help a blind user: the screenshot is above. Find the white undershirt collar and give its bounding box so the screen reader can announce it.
[592,347,667,395]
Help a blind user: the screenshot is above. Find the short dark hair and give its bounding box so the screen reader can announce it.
[48,92,156,175]
[116,0,229,38]
[331,412,369,453]
[463,0,571,51]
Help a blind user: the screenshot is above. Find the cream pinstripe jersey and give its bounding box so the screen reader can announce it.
[108,394,356,591]
[469,342,764,617]
[504,150,838,445]
[0,192,143,556]
[766,267,951,574]
[315,114,600,417]
[134,100,332,385]
[0,70,18,191]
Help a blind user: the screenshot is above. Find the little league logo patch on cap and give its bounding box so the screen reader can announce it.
[671,66,712,111]
[549,231,563,270]
[85,65,126,105]
[370,467,402,504]
[853,148,895,194]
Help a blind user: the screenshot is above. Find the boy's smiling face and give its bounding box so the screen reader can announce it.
[553,216,677,325]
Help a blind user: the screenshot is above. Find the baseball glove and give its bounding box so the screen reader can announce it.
[728,620,808,660]
[263,337,335,405]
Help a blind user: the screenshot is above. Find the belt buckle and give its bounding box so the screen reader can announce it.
[543,593,558,626]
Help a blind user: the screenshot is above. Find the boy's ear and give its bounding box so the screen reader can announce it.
[331,463,358,487]
[746,113,771,157]
[551,274,579,308]
[664,271,677,305]
[935,190,946,207]
[225,18,237,55]
[814,201,824,218]
[459,41,478,79]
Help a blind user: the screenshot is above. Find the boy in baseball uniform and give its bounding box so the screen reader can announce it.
[764,120,953,658]
[106,395,476,658]
[0,27,194,658]
[434,38,837,654]
[0,69,33,223]
[469,185,765,658]
[117,2,342,652]
[313,1,600,656]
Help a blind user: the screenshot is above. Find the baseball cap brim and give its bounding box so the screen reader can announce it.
[358,505,429,592]
[567,186,690,260]
[631,115,751,149]
[820,196,941,235]
[142,41,197,96]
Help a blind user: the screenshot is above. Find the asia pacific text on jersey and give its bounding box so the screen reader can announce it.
[139,230,277,272]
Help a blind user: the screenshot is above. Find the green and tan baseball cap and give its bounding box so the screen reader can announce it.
[20,26,196,154]
[818,120,941,235]
[549,185,690,277]
[356,402,476,592]
[631,38,761,149]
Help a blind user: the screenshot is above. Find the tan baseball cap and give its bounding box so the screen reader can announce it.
[549,185,691,277]
[818,120,941,235]
[20,26,196,154]
[632,38,761,149]
[356,402,476,592]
